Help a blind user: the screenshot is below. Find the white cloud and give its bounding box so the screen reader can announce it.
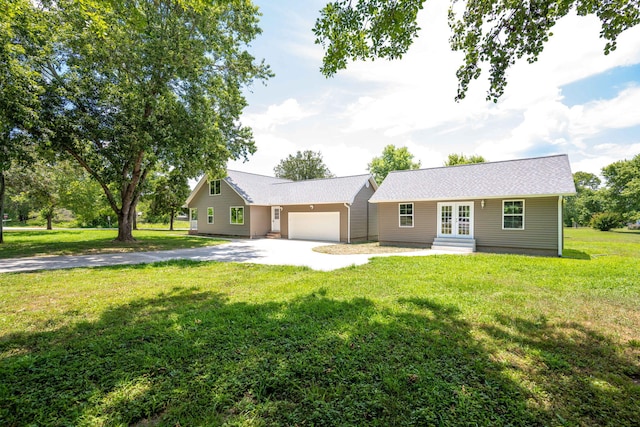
[243,98,316,131]
[569,86,640,137]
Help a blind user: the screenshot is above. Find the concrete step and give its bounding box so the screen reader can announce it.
[266,232,281,239]
[431,237,476,252]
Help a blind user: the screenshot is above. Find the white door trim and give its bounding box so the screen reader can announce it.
[271,206,281,232]
[437,202,474,238]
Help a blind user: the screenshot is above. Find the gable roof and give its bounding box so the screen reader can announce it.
[369,154,576,203]
[186,170,377,206]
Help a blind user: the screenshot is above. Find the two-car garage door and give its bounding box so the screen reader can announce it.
[288,212,340,242]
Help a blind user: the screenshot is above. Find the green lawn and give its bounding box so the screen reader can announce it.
[1,229,639,425]
[0,229,225,259]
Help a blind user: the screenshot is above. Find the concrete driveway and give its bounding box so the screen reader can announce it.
[0,238,458,273]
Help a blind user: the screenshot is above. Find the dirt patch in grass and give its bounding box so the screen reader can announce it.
[313,241,428,255]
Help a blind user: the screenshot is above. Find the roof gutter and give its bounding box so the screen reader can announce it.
[344,203,351,244]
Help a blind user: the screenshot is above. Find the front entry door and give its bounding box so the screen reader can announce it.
[438,202,474,238]
[271,207,281,232]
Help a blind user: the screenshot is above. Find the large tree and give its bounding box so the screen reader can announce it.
[368,144,421,184]
[313,0,640,101]
[564,171,604,226]
[0,0,44,242]
[9,0,271,241]
[274,150,334,181]
[443,153,486,166]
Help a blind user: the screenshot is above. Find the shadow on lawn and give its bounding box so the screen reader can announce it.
[1,288,638,425]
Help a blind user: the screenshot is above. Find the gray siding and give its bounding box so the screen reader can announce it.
[351,184,376,241]
[377,201,437,246]
[188,179,251,237]
[368,202,378,241]
[250,206,271,238]
[475,196,559,253]
[281,204,348,242]
[377,196,560,253]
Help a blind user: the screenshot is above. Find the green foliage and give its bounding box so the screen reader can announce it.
[146,172,190,229]
[590,212,623,231]
[314,0,640,101]
[601,153,640,220]
[6,0,271,241]
[368,144,421,184]
[1,229,639,425]
[443,153,486,166]
[564,171,605,226]
[274,150,334,181]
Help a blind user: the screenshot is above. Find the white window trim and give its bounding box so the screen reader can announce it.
[502,199,525,230]
[398,203,414,228]
[209,179,221,196]
[230,206,244,225]
[207,207,214,224]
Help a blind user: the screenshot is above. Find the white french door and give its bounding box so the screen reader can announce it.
[437,202,474,238]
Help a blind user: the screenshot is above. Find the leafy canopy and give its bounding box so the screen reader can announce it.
[368,144,421,184]
[6,0,271,241]
[443,153,486,166]
[313,0,640,101]
[274,150,335,181]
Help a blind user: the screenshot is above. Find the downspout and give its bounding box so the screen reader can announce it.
[344,203,351,243]
[558,196,563,257]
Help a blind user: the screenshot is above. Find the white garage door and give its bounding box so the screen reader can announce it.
[288,212,340,242]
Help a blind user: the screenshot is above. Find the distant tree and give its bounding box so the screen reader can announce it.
[368,144,421,184]
[601,154,640,220]
[314,0,640,101]
[573,171,601,191]
[147,172,191,231]
[274,150,334,181]
[444,153,486,166]
[564,171,605,227]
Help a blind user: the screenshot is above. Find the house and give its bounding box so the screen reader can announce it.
[186,170,378,242]
[368,155,576,256]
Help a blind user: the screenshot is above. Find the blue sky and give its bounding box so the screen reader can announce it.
[228,0,640,178]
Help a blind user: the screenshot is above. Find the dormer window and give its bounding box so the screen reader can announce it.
[209,180,221,196]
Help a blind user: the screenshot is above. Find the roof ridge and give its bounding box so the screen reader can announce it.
[271,173,373,186]
[387,154,568,175]
[226,169,292,181]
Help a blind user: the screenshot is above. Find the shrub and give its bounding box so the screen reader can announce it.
[590,212,623,231]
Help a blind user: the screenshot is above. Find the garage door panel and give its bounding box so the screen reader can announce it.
[288,212,340,242]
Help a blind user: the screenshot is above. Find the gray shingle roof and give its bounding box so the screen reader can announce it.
[190,170,376,206]
[369,154,576,203]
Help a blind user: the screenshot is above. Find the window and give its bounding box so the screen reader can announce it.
[399,203,414,227]
[207,207,214,224]
[230,206,244,225]
[503,200,524,229]
[190,208,198,221]
[209,179,221,196]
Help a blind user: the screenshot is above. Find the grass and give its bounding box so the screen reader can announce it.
[0,229,226,259]
[0,228,639,425]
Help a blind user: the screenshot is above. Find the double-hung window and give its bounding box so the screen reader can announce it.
[207,207,214,224]
[209,180,221,196]
[230,207,244,225]
[399,203,414,227]
[503,200,524,230]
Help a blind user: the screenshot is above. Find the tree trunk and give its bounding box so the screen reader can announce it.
[117,210,135,241]
[169,208,175,231]
[0,172,5,244]
[46,213,53,230]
